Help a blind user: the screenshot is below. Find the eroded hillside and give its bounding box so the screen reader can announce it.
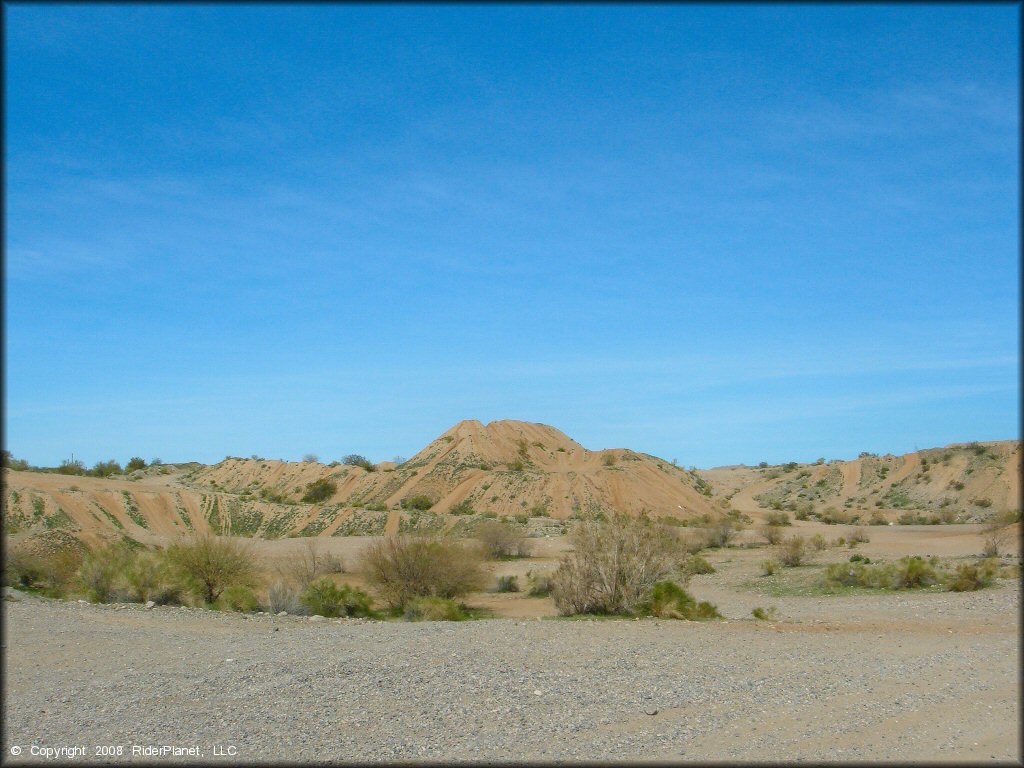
[2,420,720,543]
[698,440,1021,524]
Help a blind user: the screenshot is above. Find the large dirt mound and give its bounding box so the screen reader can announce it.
[2,420,719,542]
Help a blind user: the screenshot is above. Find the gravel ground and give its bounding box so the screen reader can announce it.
[3,584,1020,764]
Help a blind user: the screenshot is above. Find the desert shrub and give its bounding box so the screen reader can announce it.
[848,526,870,543]
[981,512,1016,557]
[299,579,374,617]
[360,535,485,609]
[707,516,741,548]
[640,581,721,620]
[401,495,433,511]
[778,536,809,567]
[765,511,791,527]
[259,487,288,504]
[55,459,86,475]
[809,533,827,551]
[751,606,778,621]
[506,459,525,472]
[760,524,784,545]
[279,538,344,588]
[475,519,530,559]
[342,454,376,472]
[125,457,147,472]
[301,478,337,504]
[869,511,888,526]
[602,454,617,467]
[403,596,468,621]
[760,559,779,576]
[945,558,999,592]
[495,575,519,593]
[972,498,993,509]
[5,544,83,598]
[526,570,553,597]
[267,581,302,614]
[685,554,715,575]
[77,542,136,602]
[89,459,123,477]
[892,556,938,589]
[219,584,260,612]
[448,500,474,516]
[125,550,170,603]
[549,514,686,616]
[165,534,258,605]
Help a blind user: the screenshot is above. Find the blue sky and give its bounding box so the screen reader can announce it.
[4,5,1019,468]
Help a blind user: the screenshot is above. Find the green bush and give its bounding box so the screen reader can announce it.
[125,457,147,472]
[403,596,468,621]
[360,535,484,609]
[760,559,779,576]
[6,544,83,598]
[778,536,809,567]
[342,455,376,472]
[165,534,258,605]
[89,459,123,477]
[892,556,938,589]
[765,511,791,527]
[685,554,715,575]
[550,514,686,615]
[641,581,721,620]
[401,495,433,511]
[495,575,519,593]
[526,570,553,597]
[751,606,778,621]
[448,500,474,515]
[219,584,260,612]
[945,558,999,592]
[299,578,374,617]
[301,478,337,504]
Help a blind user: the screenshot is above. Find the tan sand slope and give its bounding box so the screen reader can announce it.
[2,420,719,543]
[698,439,1021,523]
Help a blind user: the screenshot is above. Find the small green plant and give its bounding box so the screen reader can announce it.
[526,570,553,597]
[641,581,721,620]
[219,584,260,612]
[685,554,715,575]
[602,454,617,467]
[448,500,475,516]
[760,559,778,576]
[401,495,433,511]
[945,558,999,592]
[892,556,938,589]
[495,575,520,593]
[301,478,337,504]
[506,459,525,472]
[299,578,374,617]
[778,536,809,567]
[751,606,778,621]
[765,511,791,527]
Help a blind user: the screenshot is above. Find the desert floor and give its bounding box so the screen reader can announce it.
[3,522,1020,763]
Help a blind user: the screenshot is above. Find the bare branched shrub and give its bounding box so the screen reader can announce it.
[848,526,870,544]
[778,535,810,567]
[982,512,1016,557]
[549,514,687,616]
[475,519,530,559]
[278,538,344,588]
[360,535,485,609]
[267,580,303,614]
[760,524,784,545]
[165,534,258,605]
[706,515,742,548]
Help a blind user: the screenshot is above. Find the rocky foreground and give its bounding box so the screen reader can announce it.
[3,585,1019,763]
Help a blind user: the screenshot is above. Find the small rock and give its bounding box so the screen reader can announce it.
[534,690,542,696]
[309,615,324,622]
[144,600,156,609]
[278,611,288,616]
[645,708,659,716]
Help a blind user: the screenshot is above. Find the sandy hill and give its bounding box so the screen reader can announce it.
[2,420,719,544]
[698,440,1021,524]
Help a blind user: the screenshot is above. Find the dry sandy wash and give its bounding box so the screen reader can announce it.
[2,523,1020,763]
